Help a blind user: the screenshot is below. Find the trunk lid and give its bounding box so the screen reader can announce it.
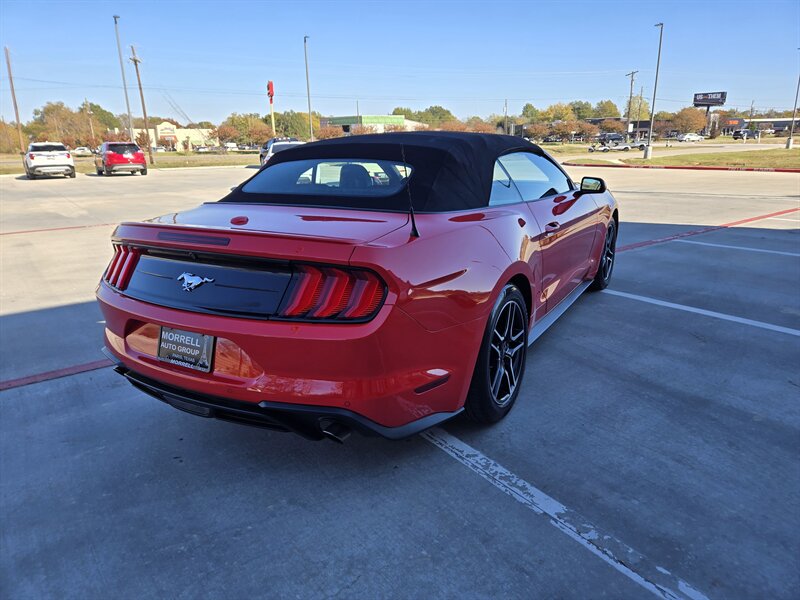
[108,204,408,320]
[144,202,410,246]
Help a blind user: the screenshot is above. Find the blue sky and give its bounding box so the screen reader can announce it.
[1,0,798,124]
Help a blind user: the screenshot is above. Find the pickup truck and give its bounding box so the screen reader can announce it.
[24,142,76,179]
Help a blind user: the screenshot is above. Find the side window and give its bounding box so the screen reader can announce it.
[489,161,523,206]
[498,152,572,201]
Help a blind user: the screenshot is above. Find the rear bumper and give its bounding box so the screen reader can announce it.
[108,163,146,172]
[97,282,483,432]
[30,164,73,175]
[108,353,461,440]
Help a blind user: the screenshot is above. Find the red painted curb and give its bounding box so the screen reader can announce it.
[0,222,117,237]
[0,359,113,392]
[562,162,800,173]
[617,207,799,252]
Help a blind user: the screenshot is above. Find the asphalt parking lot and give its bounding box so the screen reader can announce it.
[1,166,798,599]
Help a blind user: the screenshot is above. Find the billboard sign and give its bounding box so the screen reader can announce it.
[693,92,727,107]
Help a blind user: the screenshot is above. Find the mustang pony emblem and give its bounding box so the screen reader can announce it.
[177,272,214,292]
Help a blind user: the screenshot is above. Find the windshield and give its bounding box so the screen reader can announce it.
[271,143,300,154]
[108,143,140,154]
[240,158,413,202]
[30,144,66,152]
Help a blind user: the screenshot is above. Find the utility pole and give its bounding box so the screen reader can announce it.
[3,47,25,154]
[504,99,509,134]
[85,98,96,146]
[356,99,360,124]
[644,23,664,159]
[113,16,134,141]
[129,45,154,165]
[303,35,314,141]
[635,85,644,140]
[625,70,638,140]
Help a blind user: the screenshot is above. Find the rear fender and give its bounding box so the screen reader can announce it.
[351,218,515,332]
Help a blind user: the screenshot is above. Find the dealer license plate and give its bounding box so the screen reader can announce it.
[158,327,215,372]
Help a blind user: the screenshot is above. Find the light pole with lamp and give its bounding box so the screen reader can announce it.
[644,22,664,159]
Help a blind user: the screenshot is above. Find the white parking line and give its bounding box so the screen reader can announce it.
[765,217,800,222]
[423,428,709,600]
[604,290,800,337]
[672,239,800,257]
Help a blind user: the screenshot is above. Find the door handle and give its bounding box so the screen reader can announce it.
[545,222,560,235]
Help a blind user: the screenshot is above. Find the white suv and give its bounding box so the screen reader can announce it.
[24,142,76,179]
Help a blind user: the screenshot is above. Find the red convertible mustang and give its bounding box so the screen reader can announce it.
[97,133,617,442]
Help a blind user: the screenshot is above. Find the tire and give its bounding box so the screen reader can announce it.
[27,172,36,180]
[590,219,617,291]
[588,147,594,153]
[623,146,630,151]
[464,284,529,424]
[602,147,610,152]
[141,168,147,176]
[68,169,76,178]
[639,144,645,151]
[104,167,111,176]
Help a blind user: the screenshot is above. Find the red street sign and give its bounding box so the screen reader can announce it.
[267,81,274,105]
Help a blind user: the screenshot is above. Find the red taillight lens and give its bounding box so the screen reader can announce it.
[282,266,325,316]
[342,272,383,318]
[103,244,140,290]
[28,153,34,160]
[65,153,71,159]
[279,266,385,321]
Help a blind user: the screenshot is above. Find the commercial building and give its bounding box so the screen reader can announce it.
[114,122,217,148]
[320,115,426,134]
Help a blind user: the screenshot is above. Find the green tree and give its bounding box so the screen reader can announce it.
[391,107,416,120]
[546,103,577,122]
[273,110,319,140]
[187,121,214,129]
[521,103,541,122]
[624,94,651,121]
[414,105,456,127]
[569,101,593,120]
[88,102,121,130]
[594,99,621,118]
[653,110,675,121]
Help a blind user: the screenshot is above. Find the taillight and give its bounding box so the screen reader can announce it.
[28,153,34,160]
[279,265,385,321]
[65,153,71,159]
[103,244,140,290]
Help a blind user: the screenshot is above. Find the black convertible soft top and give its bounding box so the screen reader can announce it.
[222,132,543,213]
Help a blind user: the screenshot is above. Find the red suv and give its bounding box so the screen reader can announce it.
[95,142,147,176]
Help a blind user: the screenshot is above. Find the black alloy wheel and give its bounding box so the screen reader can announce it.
[591,220,616,290]
[464,284,528,423]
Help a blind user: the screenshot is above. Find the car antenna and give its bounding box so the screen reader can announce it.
[400,143,419,237]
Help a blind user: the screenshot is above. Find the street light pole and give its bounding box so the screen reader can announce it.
[644,22,664,159]
[787,60,799,149]
[113,15,134,141]
[303,35,314,141]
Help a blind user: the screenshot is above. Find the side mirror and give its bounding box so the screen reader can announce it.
[580,176,606,194]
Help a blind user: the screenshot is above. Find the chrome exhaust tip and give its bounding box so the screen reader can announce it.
[319,420,352,444]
